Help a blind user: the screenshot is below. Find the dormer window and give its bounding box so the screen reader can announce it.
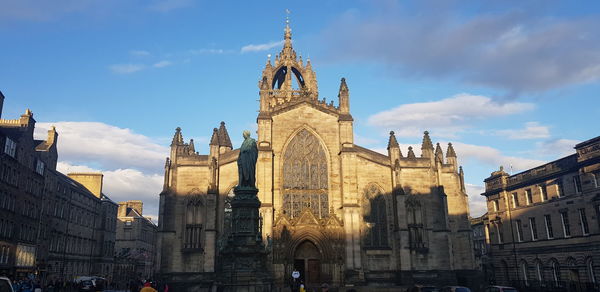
[4,138,16,158]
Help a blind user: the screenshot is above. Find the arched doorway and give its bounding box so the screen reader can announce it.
[294,240,321,286]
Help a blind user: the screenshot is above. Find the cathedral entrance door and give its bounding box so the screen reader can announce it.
[294,240,321,287]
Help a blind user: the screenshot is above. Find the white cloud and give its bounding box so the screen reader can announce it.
[153,60,172,68]
[109,63,145,74]
[189,48,228,55]
[241,40,284,53]
[368,93,535,137]
[322,3,600,93]
[130,50,151,57]
[495,121,550,139]
[465,183,487,217]
[57,162,162,222]
[148,0,194,12]
[451,141,545,172]
[534,138,580,158]
[35,122,169,173]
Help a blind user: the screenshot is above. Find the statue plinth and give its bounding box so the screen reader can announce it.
[217,186,272,292]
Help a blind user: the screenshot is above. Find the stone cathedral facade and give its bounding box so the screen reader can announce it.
[157,21,475,290]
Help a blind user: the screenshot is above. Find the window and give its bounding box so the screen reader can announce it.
[556,180,564,197]
[184,201,202,250]
[526,189,533,205]
[529,217,538,241]
[536,260,544,282]
[560,211,571,237]
[493,199,499,212]
[540,185,548,202]
[35,160,44,175]
[521,261,529,286]
[573,176,582,193]
[495,222,504,244]
[512,192,520,208]
[588,258,596,284]
[552,260,561,284]
[593,172,600,188]
[406,199,423,250]
[545,215,554,239]
[516,220,524,242]
[579,208,590,235]
[4,138,16,158]
[365,185,389,248]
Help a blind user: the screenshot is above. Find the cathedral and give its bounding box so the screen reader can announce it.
[157,20,476,291]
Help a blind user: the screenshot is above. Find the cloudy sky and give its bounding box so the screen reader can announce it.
[2,0,599,221]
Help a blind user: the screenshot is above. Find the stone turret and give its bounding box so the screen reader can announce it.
[210,128,220,157]
[435,143,444,164]
[446,142,457,170]
[407,146,416,159]
[171,127,183,146]
[421,131,434,159]
[387,131,402,162]
[338,78,350,114]
[218,121,233,154]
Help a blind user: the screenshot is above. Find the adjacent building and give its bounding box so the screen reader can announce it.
[114,200,157,283]
[157,20,476,291]
[481,136,600,291]
[470,214,492,284]
[0,91,118,283]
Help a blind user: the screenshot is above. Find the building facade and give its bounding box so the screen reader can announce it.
[470,214,493,284]
[481,136,600,291]
[157,21,476,291]
[0,92,118,283]
[114,200,157,283]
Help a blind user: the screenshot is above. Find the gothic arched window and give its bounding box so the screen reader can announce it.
[407,199,425,250]
[184,196,203,250]
[363,184,388,248]
[282,129,328,218]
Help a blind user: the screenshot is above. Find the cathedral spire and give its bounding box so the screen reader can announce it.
[218,121,233,148]
[435,142,444,163]
[171,127,183,146]
[421,131,434,158]
[407,146,416,159]
[338,77,350,114]
[387,131,399,150]
[284,10,292,49]
[210,128,219,146]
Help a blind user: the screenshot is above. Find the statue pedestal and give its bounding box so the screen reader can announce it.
[217,187,272,292]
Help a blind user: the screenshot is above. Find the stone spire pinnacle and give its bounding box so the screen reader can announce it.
[407,146,416,159]
[210,128,219,146]
[171,127,183,146]
[421,131,434,158]
[435,142,444,163]
[218,121,232,148]
[387,131,399,150]
[446,142,456,158]
[284,10,292,49]
[338,77,350,113]
[189,139,195,153]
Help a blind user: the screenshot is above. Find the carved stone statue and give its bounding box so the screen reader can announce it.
[237,130,258,188]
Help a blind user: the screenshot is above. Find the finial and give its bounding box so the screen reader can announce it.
[387,131,399,150]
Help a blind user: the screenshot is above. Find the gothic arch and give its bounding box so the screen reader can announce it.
[285,229,338,263]
[272,65,305,89]
[280,127,330,219]
[362,183,389,248]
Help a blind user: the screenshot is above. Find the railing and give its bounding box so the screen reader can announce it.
[507,280,600,292]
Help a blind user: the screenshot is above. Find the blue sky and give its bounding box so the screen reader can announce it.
[2,0,599,220]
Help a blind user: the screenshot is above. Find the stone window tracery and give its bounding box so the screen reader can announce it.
[184,197,203,250]
[363,184,389,248]
[407,199,425,250]
[282,129,328,219]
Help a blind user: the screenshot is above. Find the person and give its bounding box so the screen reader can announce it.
[320,283,329,292]
[299,283,305,292]
[140,282,157,292]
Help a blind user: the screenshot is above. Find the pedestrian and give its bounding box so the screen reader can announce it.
[320,283,329,292]
[140,282,157,292]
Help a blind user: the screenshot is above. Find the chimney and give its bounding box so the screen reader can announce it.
[68,173,103,198]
